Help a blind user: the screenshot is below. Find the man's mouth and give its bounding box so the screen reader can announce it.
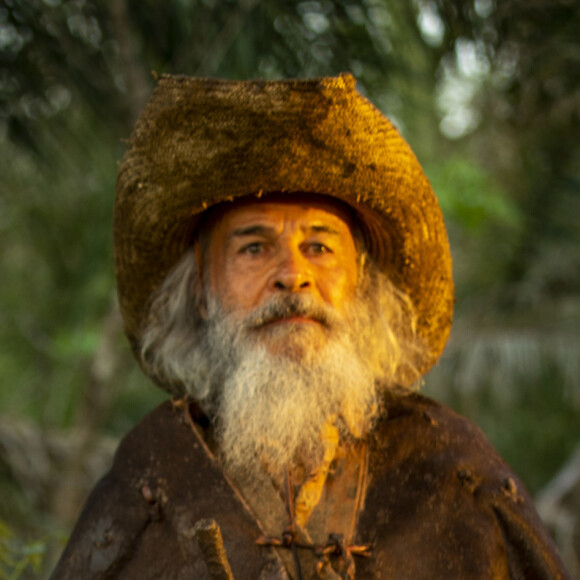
[250,307,329,330]
[245,295,336,331]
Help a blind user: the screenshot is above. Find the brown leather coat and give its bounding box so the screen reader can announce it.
[51,393,570,579]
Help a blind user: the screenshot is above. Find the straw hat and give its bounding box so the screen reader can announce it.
[115,73,453,381]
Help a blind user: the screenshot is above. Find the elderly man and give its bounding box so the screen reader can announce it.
[52,74,570,579]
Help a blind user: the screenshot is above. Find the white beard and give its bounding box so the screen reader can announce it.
[140,251,425,478]
[198,292,380,478]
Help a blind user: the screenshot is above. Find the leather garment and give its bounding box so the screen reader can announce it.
[51,393,571,579]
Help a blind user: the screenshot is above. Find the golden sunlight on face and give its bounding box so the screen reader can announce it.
[205,195,359,340]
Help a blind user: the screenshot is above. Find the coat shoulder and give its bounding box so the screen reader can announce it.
[50,401,184,579]
[51,401,273,580]
[360,393,571,580]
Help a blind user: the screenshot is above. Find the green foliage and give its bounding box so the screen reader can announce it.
[425,157,520,233]
[0,521,46,580]
[0,116,118,426]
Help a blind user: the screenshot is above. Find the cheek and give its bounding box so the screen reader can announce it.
[213,261,269,310]
[319,266,358,308]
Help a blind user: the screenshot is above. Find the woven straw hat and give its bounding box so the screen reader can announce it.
[115,73,453,381]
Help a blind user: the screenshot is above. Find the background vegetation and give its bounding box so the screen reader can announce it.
[1,0,579,577]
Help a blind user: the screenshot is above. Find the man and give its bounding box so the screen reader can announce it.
[51,74,570,579]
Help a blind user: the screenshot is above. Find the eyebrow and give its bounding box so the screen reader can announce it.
[230,224,341,238]
[231,225,275,237]
[307,224,340,236]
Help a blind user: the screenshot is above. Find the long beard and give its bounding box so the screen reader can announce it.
[200,293,380,478]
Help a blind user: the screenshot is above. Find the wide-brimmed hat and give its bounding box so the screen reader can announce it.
[115,73,453,381]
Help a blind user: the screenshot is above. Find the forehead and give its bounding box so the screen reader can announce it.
[201,193,358,240]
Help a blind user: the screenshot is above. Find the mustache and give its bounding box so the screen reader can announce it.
[244,294,341,329]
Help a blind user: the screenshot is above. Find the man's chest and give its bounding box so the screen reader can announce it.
[233,439,370,579]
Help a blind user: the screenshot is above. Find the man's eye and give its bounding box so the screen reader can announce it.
[310,243,331,255]
[240,242,263,255]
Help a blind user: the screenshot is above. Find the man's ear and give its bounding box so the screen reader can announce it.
[193,238,208,320]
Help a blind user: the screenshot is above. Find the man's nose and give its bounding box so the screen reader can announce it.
[271,248,313,292]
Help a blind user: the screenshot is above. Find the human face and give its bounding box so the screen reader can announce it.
[204,196,359,342]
